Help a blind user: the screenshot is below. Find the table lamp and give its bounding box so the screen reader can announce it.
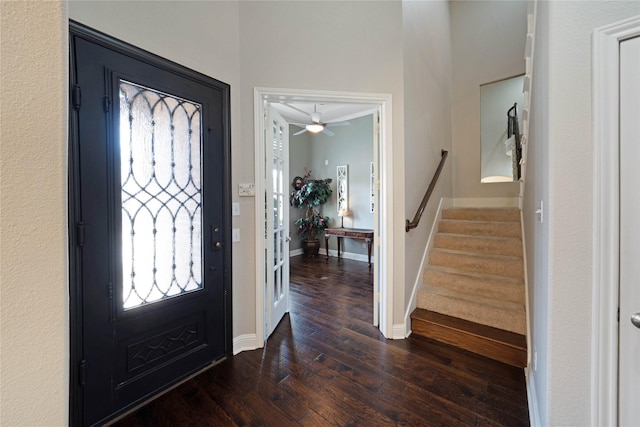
[338,208,349,228]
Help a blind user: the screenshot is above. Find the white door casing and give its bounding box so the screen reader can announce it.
[372,110,380,327]
[265,105,290,337]
[254,88,393,346]
[618,34,640,427]
[592,15,640,427]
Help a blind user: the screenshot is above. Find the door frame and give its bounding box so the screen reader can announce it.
[591,15,640,427]
[68,21,233,425]
[254,87,394,345]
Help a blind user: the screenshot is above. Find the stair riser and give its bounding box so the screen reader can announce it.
[429,252,524,279]
[433,234,523,257]
[424,269,524,305]
[410,315,527,368]
[438,221,521,238]
[442,208,520,222]
[417,292,526,335]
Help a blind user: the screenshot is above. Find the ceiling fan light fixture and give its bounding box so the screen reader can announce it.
[306,123,324,133]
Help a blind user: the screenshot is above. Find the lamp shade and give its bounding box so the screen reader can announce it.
[338,208,349,217]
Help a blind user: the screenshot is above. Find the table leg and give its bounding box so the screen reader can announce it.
[337,237,341,259]
[366,238,372,268]
[325,235,329,261]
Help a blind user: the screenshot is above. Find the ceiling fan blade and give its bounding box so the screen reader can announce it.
[293,128,308,136]
[322,128,335,137]
[326,121,351,127]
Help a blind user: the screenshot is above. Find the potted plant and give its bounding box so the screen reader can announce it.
[290,170,332,257]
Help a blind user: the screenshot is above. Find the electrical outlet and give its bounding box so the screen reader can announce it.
[232,228,240,242]
[232,202,240,216]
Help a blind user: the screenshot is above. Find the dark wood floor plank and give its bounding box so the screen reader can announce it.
[113,255,529,427]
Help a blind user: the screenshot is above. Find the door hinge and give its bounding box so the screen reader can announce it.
[72,85,81,110]
[78,360,87,385]
[107,282,113,300]
[617,307,620,322]
[76,222,85,247]
[103,95,110,112]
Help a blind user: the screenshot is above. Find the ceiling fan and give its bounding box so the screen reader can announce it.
[284,103,350,136]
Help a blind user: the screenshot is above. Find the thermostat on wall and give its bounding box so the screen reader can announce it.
[239,183,255,197]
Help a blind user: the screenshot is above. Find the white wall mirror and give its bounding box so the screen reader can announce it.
[480,74,524,183]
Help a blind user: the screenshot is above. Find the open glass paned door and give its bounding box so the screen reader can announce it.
[265,105,290,337]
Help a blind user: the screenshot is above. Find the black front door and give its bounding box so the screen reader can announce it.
[69,23,231,426]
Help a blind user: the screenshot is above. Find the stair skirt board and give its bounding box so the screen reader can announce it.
[411,308,527,368]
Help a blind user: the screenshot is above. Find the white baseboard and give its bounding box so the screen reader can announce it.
[289,248,304,257]
[232,334,260,355]
[525,366,542,427]
[392,323,407,339]
[290,248,371,264]
[452,197,519,208]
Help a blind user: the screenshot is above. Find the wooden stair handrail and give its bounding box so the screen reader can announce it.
[406,150,448,232]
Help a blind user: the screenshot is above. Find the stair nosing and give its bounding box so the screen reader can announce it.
[424,264,524,285]
[443,207,520,211]
[435,232,523,242]
[421,284,525,312]
[439,218,521,225]
[411,308,526,349]
[430,247,523,261]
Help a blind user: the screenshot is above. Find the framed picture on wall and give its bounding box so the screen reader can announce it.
[337,165,348,213]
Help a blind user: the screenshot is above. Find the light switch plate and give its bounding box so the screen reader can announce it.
[239,183,255,197]
[232,202,240,216]
[232,228,240,242]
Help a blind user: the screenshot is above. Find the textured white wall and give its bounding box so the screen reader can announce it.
[402,0,453,311]
[0,1,69,425]
[450,0,526,199]
[525,1,640,425]
[69,0,249,335]
[523,0,550,422]
[238,0,408,323]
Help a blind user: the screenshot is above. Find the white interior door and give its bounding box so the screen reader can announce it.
[265,105,290,337]
[619,35,640,427]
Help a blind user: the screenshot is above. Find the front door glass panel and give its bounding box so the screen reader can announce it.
[119,80,203,310]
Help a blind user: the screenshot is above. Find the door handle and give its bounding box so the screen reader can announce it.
[285,236,291,242]
[631,313,640,329]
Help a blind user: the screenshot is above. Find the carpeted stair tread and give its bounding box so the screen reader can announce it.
[424,265,524,305]
[429,248,524,279]
[417,285,526,335]
[438,219,521,239]
[434,233,523,257]
[442,207,521,222]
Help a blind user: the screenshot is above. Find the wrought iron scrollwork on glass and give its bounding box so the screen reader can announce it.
[119,80,203,310]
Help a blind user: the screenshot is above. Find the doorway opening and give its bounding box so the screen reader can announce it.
[254,88,394,346]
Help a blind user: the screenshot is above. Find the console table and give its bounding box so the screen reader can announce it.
[324,228,374,268]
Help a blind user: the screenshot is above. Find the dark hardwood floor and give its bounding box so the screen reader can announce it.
[113,255,529,426]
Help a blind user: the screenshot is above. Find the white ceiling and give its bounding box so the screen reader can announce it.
[269,102,377,127]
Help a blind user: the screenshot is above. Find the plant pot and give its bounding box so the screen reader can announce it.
[302,240,321,257]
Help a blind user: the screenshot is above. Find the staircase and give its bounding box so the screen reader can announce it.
[411,207,527,367]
